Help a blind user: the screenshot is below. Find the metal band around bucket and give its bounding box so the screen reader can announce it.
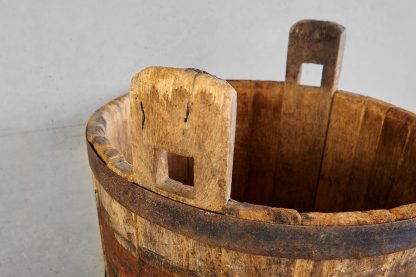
[88,141,416,260]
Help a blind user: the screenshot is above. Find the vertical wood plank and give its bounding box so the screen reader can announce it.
[243,81,283,206]
[363,107,414,210]
[228,80,255,201]
[314,92,366,212]
[342,98,390,211]
[274,20,345,211]
[96,176,138,254]
[385,116,416,208]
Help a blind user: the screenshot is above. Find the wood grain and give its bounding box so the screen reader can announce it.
[363,107,415,210]
[314,92,366,212]
[129,67,236,212]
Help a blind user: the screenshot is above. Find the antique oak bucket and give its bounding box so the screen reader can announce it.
[86,20,416,276]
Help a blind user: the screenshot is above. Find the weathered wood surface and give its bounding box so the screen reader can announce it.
[275,20,345,211]
[88,146,416,276]
[85,19,416,276]
[88,143,416,258]
[129,67,236,212]
[315,95,390,211]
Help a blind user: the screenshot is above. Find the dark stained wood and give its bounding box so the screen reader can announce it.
[237,81,283,206]
[363,107,415,210]
[100,209,193,277]
[167,152,194,187]
[386,123,416,207]
[100,213,139,277]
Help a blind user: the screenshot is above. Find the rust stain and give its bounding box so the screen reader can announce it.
[100,214,138,277]
[99,201,196,276]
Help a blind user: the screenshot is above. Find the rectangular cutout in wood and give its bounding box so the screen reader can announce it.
[300,63,323,87]
[167,152,194,187]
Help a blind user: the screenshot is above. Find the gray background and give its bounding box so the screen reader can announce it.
[1,0,415,276]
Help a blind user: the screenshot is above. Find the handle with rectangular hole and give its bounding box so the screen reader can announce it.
[275,20,346,211]
[285,20,345,92]
[129,66,237,212]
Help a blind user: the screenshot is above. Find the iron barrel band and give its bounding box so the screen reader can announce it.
[87,140,416,260]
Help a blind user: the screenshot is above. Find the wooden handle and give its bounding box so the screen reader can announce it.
[286,20,345,92]
[275,20,346,211]
[129,67,236,212]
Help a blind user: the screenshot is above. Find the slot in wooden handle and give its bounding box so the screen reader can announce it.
[286,20,345,92]
[129,67,236,212]
[275,20,346,211]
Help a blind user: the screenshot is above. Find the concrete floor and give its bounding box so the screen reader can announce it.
[0,126,104,277]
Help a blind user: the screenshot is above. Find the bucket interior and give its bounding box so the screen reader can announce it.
[109,81,416,213]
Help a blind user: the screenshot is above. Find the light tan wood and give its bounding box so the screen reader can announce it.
[226,199,301,224]
[386,121,416,207]
[86,95,133,180]
[129,67,237,212]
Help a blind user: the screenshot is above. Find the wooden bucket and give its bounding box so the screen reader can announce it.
[86,20,416,276]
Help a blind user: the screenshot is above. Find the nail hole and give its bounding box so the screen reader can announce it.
[140,101,145,129]
[184,103,190,123]
[299,63,323,87]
